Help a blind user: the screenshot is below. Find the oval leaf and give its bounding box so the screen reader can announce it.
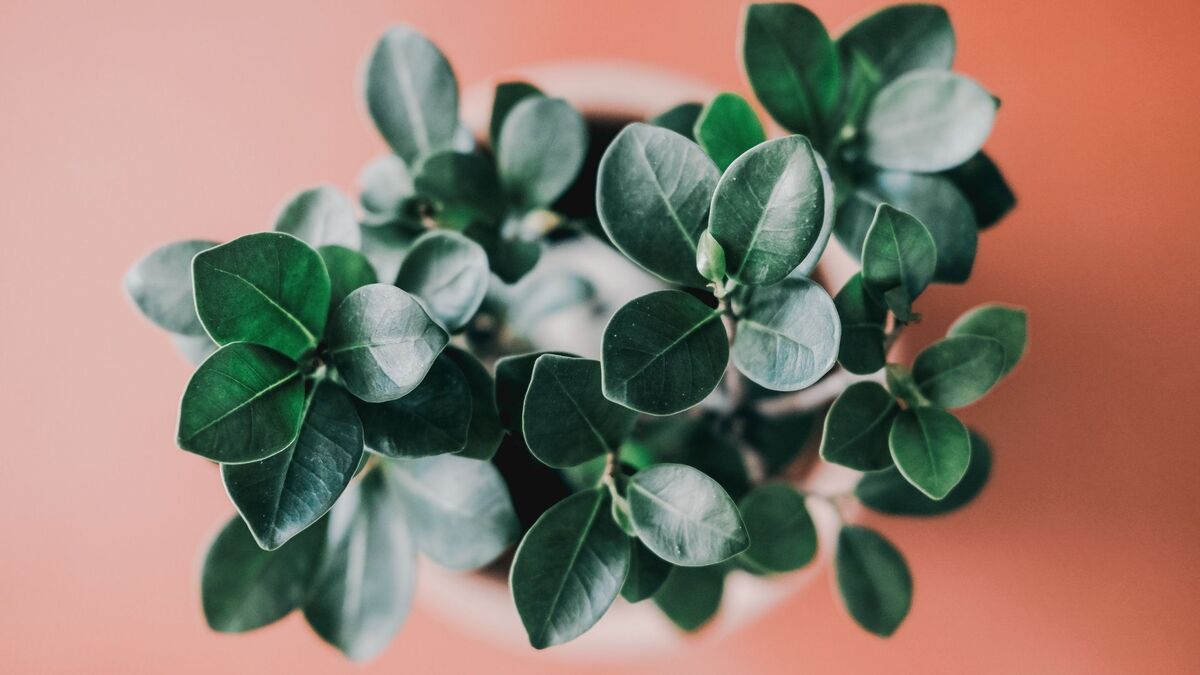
[497,96,587,209]
[912,335,1006,408]
[694,92,766,171]
[837,5,954,87]
[733,277,840,391]
[835,525,912,636]
[358,154,415,219]
[859,430,992,516]
[621,541,672,603]
[319,246,377,321]
[365,26,459,164]
[414,150,505,230]
[948,304,1028,376]
[444,347,505,461]
[820,381,899,471]
[652,564,725,632]
[834,273,888,375]
[523,355,638,468]
[861,204,937,321]
[489,81,542,152]
[355,355,471,457]
[943,151,1016,229]
[627,463,748,567]
[790,151,837,278]
[649,102,703,140]
[738,484,817,573]
[889,407,971,499]
[124,239,217,335]
[395,230,489,331]
[494,350,576,433]
[274,185,360,249]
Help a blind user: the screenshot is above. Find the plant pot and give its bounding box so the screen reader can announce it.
[417,61,866,660]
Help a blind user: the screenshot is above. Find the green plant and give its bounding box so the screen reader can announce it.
[124,2,1025,659]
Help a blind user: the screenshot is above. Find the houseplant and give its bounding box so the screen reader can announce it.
[124,2,1026,661]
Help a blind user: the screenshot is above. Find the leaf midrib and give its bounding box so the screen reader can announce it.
[202,262,318,347]
[616,311,721,387]
[185,370,300,441]
[534,492,604,645]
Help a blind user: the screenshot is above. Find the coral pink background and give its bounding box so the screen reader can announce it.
[2,0,1198,672]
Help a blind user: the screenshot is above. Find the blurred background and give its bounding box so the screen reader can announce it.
[2,0,1198,672]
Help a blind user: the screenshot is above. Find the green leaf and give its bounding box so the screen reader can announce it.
[834,273,887,375]
[652,564,725,632]
[125,239,216,335]
[837,5,954,90]
[523,355,638,468]
[742,3,839,143]
[948,304,1028,376]
[200,514,325,632]
[820,381,899,471]
[318,246,377,321]
[360,221,422,283]
[943,152,1016,228]
[889,407,971,499]
[494,350,576,433]
[861,204,937,321]
[835,525,912,636]
[414,150,505,230]
[627,463,748,566]
[596,123,720,286]
[222,382,363,550]
[386,454,519,570]
[885,363,929,408]
[709,135,825,286]
[790,151,837,278]
[358,155,415,219]
[355,355,471,457]
[365,26,459,164]
[694,92,766,171]
[865,70,997,173]
[695,229,727,283]
[912,335,1006,408]
[601,290,728,415]
[177,343,304,463]
[305,467,416,662]
[497,97,587,209]
[510,488,631,649]
[463,218,542,284]
[443,346,505,461]
[859,430,992,516]
[274,185,360,249]
[733,277,840,391]
[621,540,672,602]
[328,284,448,403]
[192,232,330,361]
[631,417,750,500]
[743,409,816,476]
[395,230,489,331]
[737,484,816,573]
[649,102,703,140]
[489,81,542,152]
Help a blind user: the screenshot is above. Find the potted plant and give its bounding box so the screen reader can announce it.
[124,2,1026,661]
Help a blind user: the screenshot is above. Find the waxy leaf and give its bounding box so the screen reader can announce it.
[444,347,504,461]
[837,5,954,89]
[912,335,1006,408]
[889,407,971,499]
[124,239,216,336]
[365,26,459,164]
[597,123,720,286]
[274,185,360,249]
[328,284,448,403]
[387,454,519,570]
[695,229,727,283]
[627,463,748,566]
[737,484,816,573]
[948,304,1028,376]
[201,514,325,632]
[709,136,825,285]
[395,230,489,331]
[494,350,575,433]
[742,3,839,143]
[222,382,364,550]
[694,92,766,171]
[305,468,417,662]
[489,81,542,152]
[193,232,330,361]
[510,488,631,649]
[523,355,638,468]
[356,355,471,457]
[358,155,415,219]
[601,290,728,415]
[733,277,840,391]
[652,564,725,632]
[820,381,899,471]
[861,204,937,321]
[177,343,304,463]
[414,150,505,230]
[790,152,837,278]
[835,525,911,636]
[621,541,672,603]
[497,96,587,209]
[943,151,1016,228]
[649,102,703,140]
[859,430,992,516]
[319,246,377,320]
[865,70,997,173]
[834,273,887,375]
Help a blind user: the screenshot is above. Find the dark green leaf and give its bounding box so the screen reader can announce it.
[597,123,719,286]
[601,290,728,415]
[192,232,330,360]
[395,230,489,331]
[365,26,459,164]
[622,540,672,602]
[837,5,954,89]
[510,488,631,649]
[709,135,825,285]
[948,304,1028,376]
[820,381,898,471]
[835,525,911,636]
[201,514,325,632]
[489,81,542,152]
[652,564,724,632]
[462,218,542,283]
[222,382,363,550]
[318,246,377,321]
[387,453,519,570]
[358,155,415,219]
[834,273,887,374]
[743,409,816,476]
[865,70,997,173]
[738,484,816,573]
[861,204,937,321]
[943,151,1016,228]
[177,343,304,463]
[274,185,360,249]
[694,92,766,171]
[912,335,1006,408]
[523,355,638,468]
[355,355,471,457]
[628,463,748,566]
[889,407,971,499]
[305,468,416,661]
[494,350,576,433]
[414,150,505,229]
[444,346,505,460]
[648,102,703,140]
[498,97,587,209]
[733,277,840,391]
[859,430,992,516]
[125,239,216,335]
[631,417,750,500]
[328,284,448,403]
[359,221,421,283]
[790,152,837,278]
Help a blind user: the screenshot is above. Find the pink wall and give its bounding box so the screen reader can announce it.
[2,0,1198,672]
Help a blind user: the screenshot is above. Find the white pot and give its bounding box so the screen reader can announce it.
[417,62,864,661]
